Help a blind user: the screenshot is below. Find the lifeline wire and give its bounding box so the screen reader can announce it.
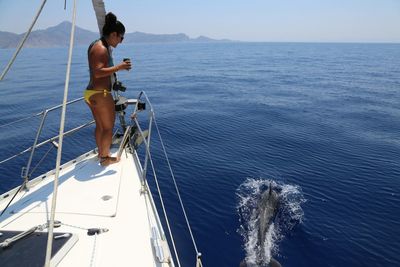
[134,91,202,265]
[146,137,182,267]
[133,114,182,267]
[153,116,201,255]
[0,144,53,218]
[44,0,77,265]
[0,97,84,129]
[0,113,41,129]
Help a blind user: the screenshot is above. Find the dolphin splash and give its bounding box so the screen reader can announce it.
[240,183,282,267]
[237,179,305,267]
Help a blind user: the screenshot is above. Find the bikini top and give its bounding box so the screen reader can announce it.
[86,37,115,89]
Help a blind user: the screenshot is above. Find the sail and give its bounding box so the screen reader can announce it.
[91,0,106,36]
[90,0,116,86]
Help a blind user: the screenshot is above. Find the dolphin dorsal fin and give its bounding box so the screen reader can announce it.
[269,182,272,195]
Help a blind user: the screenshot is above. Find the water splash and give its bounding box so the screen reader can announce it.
[237,178,306,265]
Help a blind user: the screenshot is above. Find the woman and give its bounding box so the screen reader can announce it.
[84,12,131,166]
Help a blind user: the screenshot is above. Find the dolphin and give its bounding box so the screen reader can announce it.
[240,183,282,267]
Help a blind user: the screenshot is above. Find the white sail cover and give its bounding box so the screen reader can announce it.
[91,0,106,36]
[91,0,116,86]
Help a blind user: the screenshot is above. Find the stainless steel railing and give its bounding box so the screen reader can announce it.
[0,97,94,187]
[0,91,204,267]
[128,91,204,267]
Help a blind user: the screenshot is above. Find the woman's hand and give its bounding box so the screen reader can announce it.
[116,59,132,71]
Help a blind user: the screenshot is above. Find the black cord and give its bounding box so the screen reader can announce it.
[0,183,24,217]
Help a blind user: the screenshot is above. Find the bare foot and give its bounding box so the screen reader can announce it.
[100,156,120,166]
[97,153,112,161]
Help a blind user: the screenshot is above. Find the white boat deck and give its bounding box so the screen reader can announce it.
[0,148,174,267]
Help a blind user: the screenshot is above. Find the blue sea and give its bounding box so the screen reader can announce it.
[0,42,399,267]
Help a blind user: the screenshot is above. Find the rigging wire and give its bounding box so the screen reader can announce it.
[134,91,202,265]
[153,116,201,255]
[0,0,48,81]
[28,144,54,178]
[146,137,182,267]
[44,0,77,265]
[133,114,182,267]
[136,109,202,266]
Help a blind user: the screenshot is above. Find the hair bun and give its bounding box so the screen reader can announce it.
[102,12,125,36]
[105,12,117,25]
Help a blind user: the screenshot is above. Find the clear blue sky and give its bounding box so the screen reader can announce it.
[0,0,399,42]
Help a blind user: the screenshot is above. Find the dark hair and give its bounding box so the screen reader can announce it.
[102,12,125,36]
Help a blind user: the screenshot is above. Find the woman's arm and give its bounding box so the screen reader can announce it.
[89,44,130,79]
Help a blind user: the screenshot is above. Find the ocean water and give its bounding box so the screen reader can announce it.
[0,42,400,267]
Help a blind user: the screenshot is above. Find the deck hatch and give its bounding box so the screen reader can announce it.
[0,231,77,267]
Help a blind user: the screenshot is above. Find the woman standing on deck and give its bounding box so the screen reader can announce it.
[84,12,131,166]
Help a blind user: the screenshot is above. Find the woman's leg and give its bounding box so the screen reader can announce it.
[87,92,119,165]
[88,104,102,157]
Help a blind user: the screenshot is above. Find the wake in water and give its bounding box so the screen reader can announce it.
[237,178,306,266]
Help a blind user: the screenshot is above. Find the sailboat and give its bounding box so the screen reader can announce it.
[0,0,203,266]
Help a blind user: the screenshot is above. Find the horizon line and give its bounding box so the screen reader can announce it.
[1,20,399,44]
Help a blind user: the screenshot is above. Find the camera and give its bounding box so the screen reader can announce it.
[137,102,145,110]
[113,81,126,92]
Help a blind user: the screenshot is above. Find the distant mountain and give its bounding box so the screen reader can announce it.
[125,32,189,43]
[0,21,230,48]
[193,35,231,42]
[0,22,99,48]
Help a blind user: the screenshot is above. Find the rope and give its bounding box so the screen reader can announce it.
[153,116,200,255]
[89,233,98,267]
[0,0,48,81]
[0,183,24,217]
[44,0,77,265]
[60,222,89,231]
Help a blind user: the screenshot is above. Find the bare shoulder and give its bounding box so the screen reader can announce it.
[89,40,108,57]
[89,40,108,63]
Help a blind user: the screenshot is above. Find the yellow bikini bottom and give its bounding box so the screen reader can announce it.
[84,89,110,104]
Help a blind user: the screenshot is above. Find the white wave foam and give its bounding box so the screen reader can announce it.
[237,178,305,265]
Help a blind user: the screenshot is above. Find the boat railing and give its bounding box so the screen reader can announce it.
[0,97,95,188]
[129,91,154,183]
[125,91,203,267]
[0,90,203,267]
[1,0,203,263]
